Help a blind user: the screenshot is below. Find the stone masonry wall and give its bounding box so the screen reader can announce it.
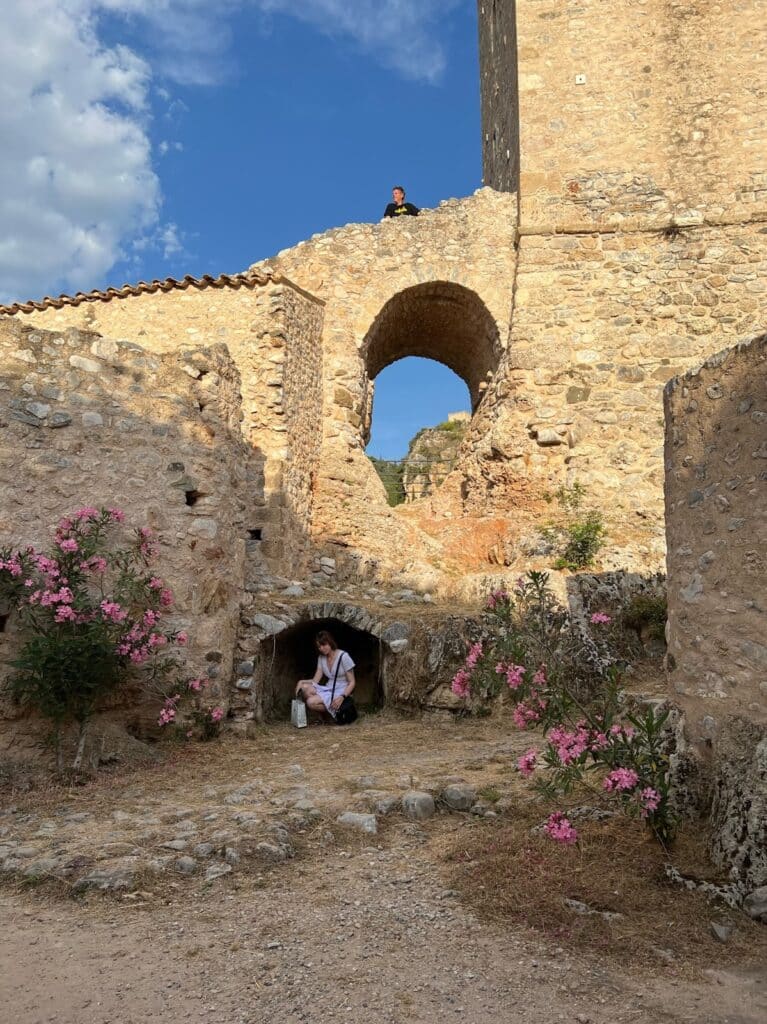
[665,333,766,887]
[459,222,767,571]
[514,0,767,231]
[665,334,766,729]
[0,319,250,744]
[4,279,325,575]
[254,188,519,584]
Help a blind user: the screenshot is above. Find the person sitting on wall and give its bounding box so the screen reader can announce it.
[383,185,420,219]
[295,630,356,722]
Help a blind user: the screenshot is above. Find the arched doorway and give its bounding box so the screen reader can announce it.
[362,281,502,413]
[256,617,384,721]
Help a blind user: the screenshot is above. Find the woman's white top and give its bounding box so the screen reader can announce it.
[317,650,355,701]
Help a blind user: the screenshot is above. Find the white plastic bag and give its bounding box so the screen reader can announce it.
[291,697,307,728]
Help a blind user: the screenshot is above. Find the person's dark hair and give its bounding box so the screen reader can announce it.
[393,185,405,194]
[315,630,337,651]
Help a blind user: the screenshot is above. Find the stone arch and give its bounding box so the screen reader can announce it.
[361,282,502,410]
[249,603,406,720]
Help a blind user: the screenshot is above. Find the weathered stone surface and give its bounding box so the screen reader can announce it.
[336,811,377,834]
[743,887,767,923]
[401,791,435,820]
[440,784,476,812]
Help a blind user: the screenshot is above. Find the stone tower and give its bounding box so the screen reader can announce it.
[478,0,767,228]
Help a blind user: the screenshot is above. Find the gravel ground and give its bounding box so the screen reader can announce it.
[2,717,766,1023]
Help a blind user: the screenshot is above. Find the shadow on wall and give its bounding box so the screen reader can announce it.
[256,618,384,721]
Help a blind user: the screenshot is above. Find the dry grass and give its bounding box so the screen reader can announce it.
[438,805,767,975]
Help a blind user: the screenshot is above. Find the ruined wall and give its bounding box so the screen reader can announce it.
[514,0,767,231]
[3,277,325,574]
[0,319,250,744]
[461,222,767,570]
[665,334,767,887]
[478,0,520,193]
[255,188,518,585]
[665,334,766,727]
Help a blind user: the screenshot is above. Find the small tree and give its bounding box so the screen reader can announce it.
[451,572,675,846]
[541,482,606,570]
[0,507,209,770]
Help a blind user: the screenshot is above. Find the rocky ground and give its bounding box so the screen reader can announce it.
[1,716,765,1024]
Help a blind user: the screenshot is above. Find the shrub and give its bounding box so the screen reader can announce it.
[368,456,405,506]
[622,593,668,645]
[541,483,606,570]
[451,572,675,846]
[0,507,218,770]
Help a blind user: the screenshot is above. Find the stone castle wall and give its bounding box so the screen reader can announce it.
[514,0,767,231]
[254,188,519,585]
[0,319,250,742]
[460,220,767,570]
[664,333,766,887]
[6,278,325,574]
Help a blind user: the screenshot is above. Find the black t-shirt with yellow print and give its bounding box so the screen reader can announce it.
[384,201,420,218]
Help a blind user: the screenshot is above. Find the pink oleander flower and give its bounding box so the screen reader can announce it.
[0,557,23,577]
[54,605,77,623]
[638,787,661,817]
[148,576,163,590]
[209,707,224,723]
[590,731,610,752]
[486,588,509,610]
[107,508,125,522]
[176,630,188,646]
[159,588,174,607]
[158,706,177,726]
[100,600,127,623]
[143,609,160,627]
[82,555,107,573]
[148,633,167,648]
[590,612,612,625]
[73,507,100,521]
[603,767,640,793]
[609,723,636,739]
[451,668,471,699]
[34,554,60,578]
[57,538,79,553]
[129,648,149,665]
[188,677,205,692]
[548,725,590,766]
[505,664,526,690]
[465,641,483,670]
[57,517,73,533]
[512,700,544,730]
[518,748,539,778]
[532,665,547,687]
[543,811,578,845]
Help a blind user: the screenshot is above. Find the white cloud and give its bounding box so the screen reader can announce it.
[0,1,159,304]
[0,0,462,304]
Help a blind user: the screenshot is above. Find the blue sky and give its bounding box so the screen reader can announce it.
[0,1,480,459]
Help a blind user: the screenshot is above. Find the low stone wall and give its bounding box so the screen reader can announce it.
[0,319,249,751]
[665,333,767,887]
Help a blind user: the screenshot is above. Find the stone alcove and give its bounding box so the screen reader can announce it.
[253,614,387,721]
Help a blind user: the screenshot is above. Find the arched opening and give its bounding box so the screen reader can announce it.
[362,282,501,503]
[257,618,383,721]
[363,282,501,411]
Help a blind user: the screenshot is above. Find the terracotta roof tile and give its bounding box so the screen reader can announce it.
[0,269,323,316]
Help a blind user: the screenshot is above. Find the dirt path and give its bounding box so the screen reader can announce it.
[2,718,766,1024]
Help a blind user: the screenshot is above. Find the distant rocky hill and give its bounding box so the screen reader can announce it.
[370,412,469,506]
